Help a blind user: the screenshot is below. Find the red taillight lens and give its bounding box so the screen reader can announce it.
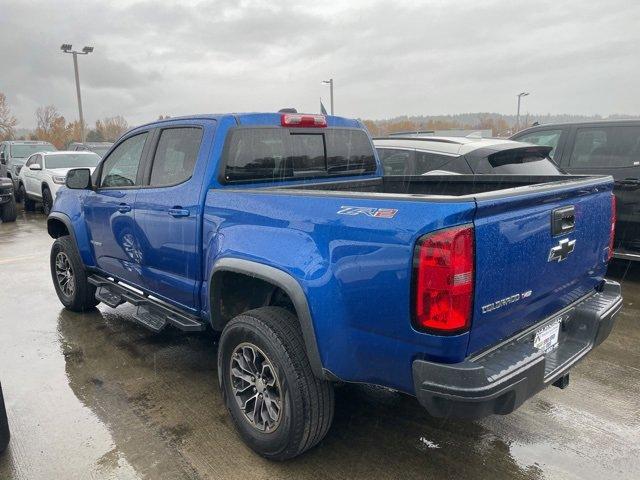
[280,113,327,128]
[412,225,474,334]
[608,194,617,261]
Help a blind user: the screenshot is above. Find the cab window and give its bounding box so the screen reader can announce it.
[569,126,640,168]
[100,133,148,188]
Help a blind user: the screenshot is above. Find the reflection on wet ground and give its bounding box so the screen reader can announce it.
[1,210,639,479]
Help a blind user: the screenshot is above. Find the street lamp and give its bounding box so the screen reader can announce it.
[516,91,529,132]
[322,78,334,115]
[60,43,94,143]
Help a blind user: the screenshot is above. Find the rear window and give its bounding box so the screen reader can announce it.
[222,128,376,183]
[475,147,562,174]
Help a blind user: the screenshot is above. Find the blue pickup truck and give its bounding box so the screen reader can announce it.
[47,112,622,460]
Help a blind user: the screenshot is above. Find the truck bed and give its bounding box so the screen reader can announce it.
[275,174,605,198]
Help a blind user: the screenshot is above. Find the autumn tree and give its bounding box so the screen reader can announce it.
[67,120,86,144]
[34,105,70,149]
[0,93,18,141]
[95,116,129,142]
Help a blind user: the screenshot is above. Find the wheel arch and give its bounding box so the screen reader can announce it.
[209,258,326,379]
[47,212,74,241]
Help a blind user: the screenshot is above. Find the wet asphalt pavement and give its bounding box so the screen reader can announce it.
[0,209,639,480]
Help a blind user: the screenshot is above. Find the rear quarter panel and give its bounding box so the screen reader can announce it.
[203,189,475,393]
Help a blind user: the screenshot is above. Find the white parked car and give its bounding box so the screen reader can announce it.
[18,151,100,214]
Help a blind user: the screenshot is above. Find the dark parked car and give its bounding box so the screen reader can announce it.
[0,177,17,222]
[512,121,640,260]
[68,142,113,158]
[374,136,563,176]
[0,382,9,454]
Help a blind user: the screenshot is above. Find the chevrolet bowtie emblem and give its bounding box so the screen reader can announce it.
[548,238,576,262]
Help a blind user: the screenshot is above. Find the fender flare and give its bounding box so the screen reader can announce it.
[47,211,77,245]
[210,258,326,379]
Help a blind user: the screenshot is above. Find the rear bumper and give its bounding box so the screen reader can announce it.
[413,280,622,419]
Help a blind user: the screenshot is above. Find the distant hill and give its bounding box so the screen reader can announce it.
[361,112,640,137]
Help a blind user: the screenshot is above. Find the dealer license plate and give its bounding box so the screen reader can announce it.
[534,319,561,353]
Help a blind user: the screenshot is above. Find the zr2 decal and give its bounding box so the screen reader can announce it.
[337,206,398,219]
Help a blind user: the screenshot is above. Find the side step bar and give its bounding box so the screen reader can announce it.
[88,275,206,333]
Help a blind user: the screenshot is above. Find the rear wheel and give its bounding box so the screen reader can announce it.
[42,187,53,216]
[50,235,99,311]
[0,197,17,223]
[218,307,334,460]
[20,184,35,212]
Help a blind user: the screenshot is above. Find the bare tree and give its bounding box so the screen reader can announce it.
[0,93,18,140]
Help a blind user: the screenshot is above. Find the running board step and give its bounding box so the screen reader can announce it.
[88,275,206,333]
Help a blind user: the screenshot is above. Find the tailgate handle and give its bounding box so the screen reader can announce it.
[551,206,575,236]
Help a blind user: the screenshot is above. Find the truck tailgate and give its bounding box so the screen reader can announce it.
[468,178,613,355]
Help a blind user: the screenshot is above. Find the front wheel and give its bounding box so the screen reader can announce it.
[42,187,53,216]
[50,235,99,311]
[20,185,35,212]
[218,307,334,460]
[0,197,17,223]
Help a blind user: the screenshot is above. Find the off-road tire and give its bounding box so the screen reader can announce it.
[0,197,17,223]
[50,235,99,312]
[218,306,334,460]
[42,187,53,216]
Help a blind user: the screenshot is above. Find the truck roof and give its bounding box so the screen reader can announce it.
[131,113,363,131]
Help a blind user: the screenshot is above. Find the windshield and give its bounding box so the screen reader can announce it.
[45,153,100,169]
[89,146,111,157]
[10,144,56,158]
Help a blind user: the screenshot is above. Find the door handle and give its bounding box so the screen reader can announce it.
[168,207,190,218]
[117,203,131,213]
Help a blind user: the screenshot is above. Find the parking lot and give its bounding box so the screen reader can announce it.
[0,208,637,479]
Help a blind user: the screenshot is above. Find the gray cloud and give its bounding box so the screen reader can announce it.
[1,0,639,129]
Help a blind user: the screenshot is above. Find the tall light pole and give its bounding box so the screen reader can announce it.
[322,78,334,115]
[516,91,529,132]
[60,44,93,143]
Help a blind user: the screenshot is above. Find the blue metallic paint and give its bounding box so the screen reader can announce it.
[49,112,615,397]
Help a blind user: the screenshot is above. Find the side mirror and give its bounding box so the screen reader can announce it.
[66,168,92,189]
[29,163,42,171]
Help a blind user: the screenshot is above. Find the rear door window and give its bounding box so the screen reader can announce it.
[223,128,376,183]
[415,151,471,174]
[149,127,203,187]
[377,148,414,175]
[515,129,563,159]
[568,126,640,168]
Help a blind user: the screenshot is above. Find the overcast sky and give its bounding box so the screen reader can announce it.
[1,0,639,128]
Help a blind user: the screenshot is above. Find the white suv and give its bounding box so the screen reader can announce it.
[18,151,100,214]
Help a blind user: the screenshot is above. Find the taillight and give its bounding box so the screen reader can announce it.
[608,194,617,261]
[280,113,327,128]
[412,225,474,334]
